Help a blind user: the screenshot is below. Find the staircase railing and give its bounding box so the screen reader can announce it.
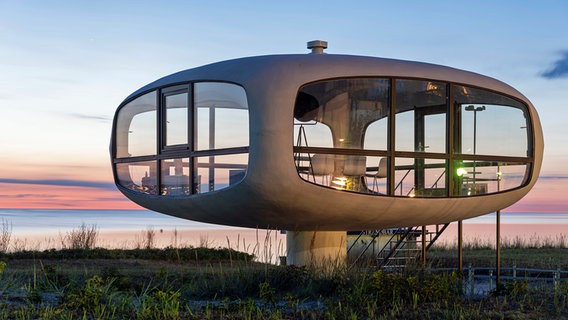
[349,223,450,270]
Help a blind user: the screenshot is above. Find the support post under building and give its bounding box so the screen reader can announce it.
[286,231,346,269]
[496,210,501,287]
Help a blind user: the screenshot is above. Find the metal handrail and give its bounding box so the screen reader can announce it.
[349,232,383,267]
[394,170,412,195]
[431,169,446,189]
[396,167,447,197]
[294,125,318,183]
[377,227,418,268]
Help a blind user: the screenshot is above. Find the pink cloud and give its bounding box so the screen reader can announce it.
[0,183,141,210]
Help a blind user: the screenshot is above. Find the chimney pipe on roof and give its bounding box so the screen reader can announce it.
[307,40,328,54]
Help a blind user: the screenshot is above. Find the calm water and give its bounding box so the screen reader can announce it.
[0,209,236,237]
[0,209,566,240]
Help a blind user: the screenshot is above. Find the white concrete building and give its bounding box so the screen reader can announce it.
[111,42,543,266]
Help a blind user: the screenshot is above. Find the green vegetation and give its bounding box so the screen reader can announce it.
[428,235,568,270]
[0,245,565,319]
[1,246,252,262]
[0,224,565,318]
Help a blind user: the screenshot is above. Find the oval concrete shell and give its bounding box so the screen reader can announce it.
[113,54,544,231]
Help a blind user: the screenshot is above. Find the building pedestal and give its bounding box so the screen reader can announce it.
[286,231,346,269]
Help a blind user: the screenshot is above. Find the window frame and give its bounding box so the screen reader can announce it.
[160,84,191,153]
[112,81,249,197]
[293,76,534,198]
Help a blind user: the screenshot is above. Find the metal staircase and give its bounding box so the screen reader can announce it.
[348,224,449,270]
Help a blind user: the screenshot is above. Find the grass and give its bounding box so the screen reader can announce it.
[59,223,99,250]
[0,225,565,319]
[429,235,568,270]
[436,233,568,250]
[0,244,565,319]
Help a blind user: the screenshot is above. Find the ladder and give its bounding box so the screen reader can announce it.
[348,223,449,270]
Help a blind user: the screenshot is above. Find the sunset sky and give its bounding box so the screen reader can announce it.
[1,1,567,213]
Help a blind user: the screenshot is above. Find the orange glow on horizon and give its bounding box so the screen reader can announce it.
[0,183,142,210]
[1,175,566,212]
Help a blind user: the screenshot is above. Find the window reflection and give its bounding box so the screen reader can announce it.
[394,158,447,197]
[195,83,249,150]
[293,78,532,198]
[295,152,388,194]
[114,82,249,197]
[294,78,391,195]
[164,91,188,146]
[116,161,158,195]
[364,118,388,150]
[115,92,157,158]
[294,122,333,148]
[195,154,248,193]
[454,85,529,157]
[396,79,447,153]
[161,158,190,196]
[457,103,529,157]
[295,79,389,149]
[455,160,528,195]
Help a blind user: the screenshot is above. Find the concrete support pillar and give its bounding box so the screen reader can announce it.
[286,231,346,269]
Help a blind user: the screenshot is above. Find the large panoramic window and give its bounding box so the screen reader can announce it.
[294,78,390,194]
[113,82,249,196]
[293,78,533,198]
[453,85,531,196]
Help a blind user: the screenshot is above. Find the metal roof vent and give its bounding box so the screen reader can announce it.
[307,40,328,54]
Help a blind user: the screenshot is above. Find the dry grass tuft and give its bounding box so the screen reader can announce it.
[0,218,12,253]
[60,223,99,250]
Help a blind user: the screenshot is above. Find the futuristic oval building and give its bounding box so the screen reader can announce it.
[111,41,543,265]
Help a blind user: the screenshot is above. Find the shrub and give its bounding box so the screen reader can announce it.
[0,218,12,253]
[61,223,99,250]
[371,270,462,306]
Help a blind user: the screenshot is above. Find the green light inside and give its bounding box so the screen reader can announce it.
[456,167,467,177]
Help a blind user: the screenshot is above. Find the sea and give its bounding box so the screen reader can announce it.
[0,209,566,251]
[0,209,233,236]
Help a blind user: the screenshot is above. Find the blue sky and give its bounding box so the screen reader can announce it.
[0,0,567,211]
